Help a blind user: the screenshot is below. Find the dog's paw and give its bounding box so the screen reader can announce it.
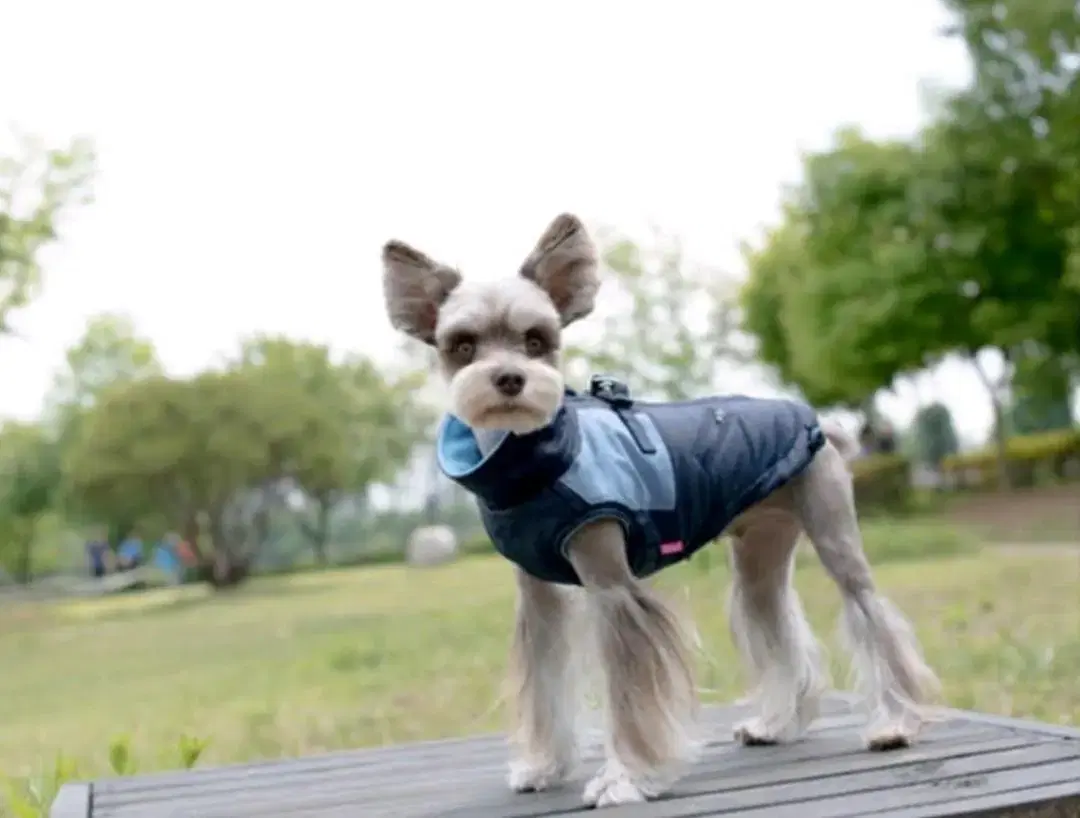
[864,724,915,752]
[733,717,783,746]
[583,764,648,808]
[507,758,570,793]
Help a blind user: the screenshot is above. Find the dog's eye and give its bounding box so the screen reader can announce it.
[450,335,476,361]
[524,331,548,357]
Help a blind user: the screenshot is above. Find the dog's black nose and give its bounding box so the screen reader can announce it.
[493,370,526,397]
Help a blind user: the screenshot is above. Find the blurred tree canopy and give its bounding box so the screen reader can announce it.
[912,403,961,468]
[0,420,61,581]
[43,312,164,463]
[0,130,431,587]
[62,337,428,586]
[0,131,95,336]
[739,0,1080,487]
[566,227,749,401]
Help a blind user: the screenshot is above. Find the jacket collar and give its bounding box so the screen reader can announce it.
[436,392,579,509]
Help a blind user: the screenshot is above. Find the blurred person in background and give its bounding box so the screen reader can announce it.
[116,530,145,572]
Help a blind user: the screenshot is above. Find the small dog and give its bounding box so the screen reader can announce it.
[380,213,941,808]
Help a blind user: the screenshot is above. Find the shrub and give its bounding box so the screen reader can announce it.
[2,735,208,818]
[851,454,913,514]
[458,534,495,557]
[941,428,1080,490]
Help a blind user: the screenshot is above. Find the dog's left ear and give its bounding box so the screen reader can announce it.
[382,241,462,345]
[519,213,599,326]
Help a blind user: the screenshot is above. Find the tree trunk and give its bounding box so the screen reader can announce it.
[971,352,1013,491]
[301,496,332,565]
[198,507,253,589]
[988,396,1011,491]
[15,528,33,585]
[182,511,204,562]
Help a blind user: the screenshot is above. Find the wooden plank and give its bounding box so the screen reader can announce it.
[939,708,1080,741]
[48,782,91,818]
[595,743,1080,818]
[91,718,1032,817]
[463,725,1028,818]
[87,699,854,803]
[96,696,861,796]
[875,782,1080,817]
[92,734,1080,818]
[89,710,872,810]
[57,697,1080,818]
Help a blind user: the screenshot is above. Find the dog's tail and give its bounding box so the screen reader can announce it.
[820,418,860,462]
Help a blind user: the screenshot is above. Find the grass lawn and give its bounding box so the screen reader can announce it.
[1,534,1078,811]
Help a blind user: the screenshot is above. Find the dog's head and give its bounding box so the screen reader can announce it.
[381,213,599,434]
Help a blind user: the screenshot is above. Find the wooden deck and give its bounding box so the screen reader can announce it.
[50,695,1080,817]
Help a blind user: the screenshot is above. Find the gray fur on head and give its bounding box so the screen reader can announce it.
[380,213,601,434]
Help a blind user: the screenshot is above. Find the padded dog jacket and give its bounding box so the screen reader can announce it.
[437,376,826,586]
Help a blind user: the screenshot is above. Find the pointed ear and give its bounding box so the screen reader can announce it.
[519,213,599,326]
[381,241,462,345]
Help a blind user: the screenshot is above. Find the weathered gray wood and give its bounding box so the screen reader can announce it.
[938,708,1080,740]
[877,783,1080,817]
[91,714,886,817]
[596,745,1080,817]
[53,695,1080,818]
[47,782,90,818]
[91,709,869,805]
[101,696,864,795]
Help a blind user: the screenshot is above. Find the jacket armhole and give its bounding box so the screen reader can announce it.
[557,507,634,561]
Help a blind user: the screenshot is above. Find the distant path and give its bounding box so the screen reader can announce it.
[988,541,1080,556]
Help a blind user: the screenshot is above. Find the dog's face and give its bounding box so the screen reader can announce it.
[381,213,600,434]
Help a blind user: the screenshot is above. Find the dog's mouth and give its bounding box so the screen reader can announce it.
[473,400,549,433]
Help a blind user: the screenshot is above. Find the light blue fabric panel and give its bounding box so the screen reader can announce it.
[558,407,677,511]
[437,415,504,476]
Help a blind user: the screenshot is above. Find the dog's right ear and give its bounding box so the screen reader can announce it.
[381,241,462,345]
[519,213,600,327]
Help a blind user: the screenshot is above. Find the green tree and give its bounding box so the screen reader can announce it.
[63,371,282,586]
[939,0,1080,364]
[741,131,945,411]
[738,219,811,398]
[1009,348,1076,434]
[47,313,162,413]
[566,227,746,401]
[63,341,427,582]
[911,403,960,467]
[43,312,163,453]
[0,131,95,336]
[741,123,1061,487]
[230,336,427,564]
[0,421,60,582]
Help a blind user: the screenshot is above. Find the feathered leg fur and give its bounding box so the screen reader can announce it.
[566,519,700,807]
[793,430,942,748]
[728,518,829,745]
[506,567,581,791]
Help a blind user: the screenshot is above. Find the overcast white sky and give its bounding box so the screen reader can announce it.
[3,0,1001,441]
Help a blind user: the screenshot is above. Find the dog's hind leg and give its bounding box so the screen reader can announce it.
[506,567,580,792]
[791,440,941,750]
[728,516,829,746]
[567,519,699,808]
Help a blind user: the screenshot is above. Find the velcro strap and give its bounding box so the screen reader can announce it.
[588,375,656,455]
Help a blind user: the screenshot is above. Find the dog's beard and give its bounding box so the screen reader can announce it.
[449,362,564,435]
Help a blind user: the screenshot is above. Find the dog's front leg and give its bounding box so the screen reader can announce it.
[506,567,579,792]
[567,520,700,808]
